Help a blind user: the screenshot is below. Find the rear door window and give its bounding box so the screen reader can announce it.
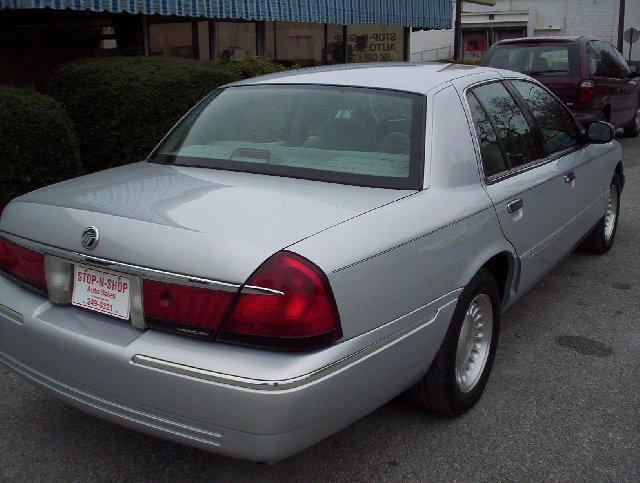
[471,82,541,169]
[510,80,580,154]
[466,92,508,177]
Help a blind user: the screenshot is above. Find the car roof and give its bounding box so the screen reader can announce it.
[494,35,597,45]
[232,62,512,95]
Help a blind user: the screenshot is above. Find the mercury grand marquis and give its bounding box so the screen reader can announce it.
[0,64,624,462]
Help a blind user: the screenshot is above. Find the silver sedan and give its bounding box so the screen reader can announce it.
[0,63,624,462]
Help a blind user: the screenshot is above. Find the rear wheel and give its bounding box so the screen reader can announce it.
[581,174,621,254]
[623,108,640,137]
[409,269,500,416]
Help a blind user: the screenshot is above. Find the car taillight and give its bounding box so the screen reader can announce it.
[0,237,47,291]
[142,280,235,338]
[218,251,341,350]
[578,80,595,106]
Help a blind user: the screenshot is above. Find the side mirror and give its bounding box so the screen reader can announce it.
[586,121,615,144]
[628,65,640,78]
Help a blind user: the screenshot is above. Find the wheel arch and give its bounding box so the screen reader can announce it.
[458,245,519,310]
[615,161,625,192]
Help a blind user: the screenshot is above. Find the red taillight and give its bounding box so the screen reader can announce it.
[578,80,595,106]
[219,251,341,350]
[142,280,235,338]
[0,237,47,291]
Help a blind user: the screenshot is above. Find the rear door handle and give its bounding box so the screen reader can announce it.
[507,199,523,213]
[565,172,576,183]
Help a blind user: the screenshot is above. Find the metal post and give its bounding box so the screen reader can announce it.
[191,20,199,60]
[617,0,626,53]
[343,25,348,63]
[453,0,462,60]
[142,14,149,56]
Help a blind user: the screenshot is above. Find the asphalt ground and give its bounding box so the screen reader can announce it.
[0,136,638,482]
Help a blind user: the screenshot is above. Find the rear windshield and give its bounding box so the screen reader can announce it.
[482,43,580,76]
[150,85,425,190]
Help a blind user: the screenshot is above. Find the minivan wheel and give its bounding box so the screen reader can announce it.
[581,174,621,254]
[623,108,640,137]
[408,269,500,417]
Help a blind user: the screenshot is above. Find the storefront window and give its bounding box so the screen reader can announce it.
[346,26,405,63]
[149,21,193,58]
[216,21,256,60]
[325,24,345,64]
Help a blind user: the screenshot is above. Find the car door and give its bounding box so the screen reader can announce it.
[464,80,577,293]
[589,41,627,127]
[611,46,639,126]
[508,79,605,245]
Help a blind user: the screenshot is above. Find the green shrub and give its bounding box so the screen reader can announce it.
[0,86,82,206]
[218,56,289,78]
[48,57,240,173]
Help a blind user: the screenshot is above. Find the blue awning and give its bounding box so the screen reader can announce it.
[0,0,452,29]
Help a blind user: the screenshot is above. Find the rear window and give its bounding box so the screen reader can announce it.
[150,85,425,190]
[482,43,580,77]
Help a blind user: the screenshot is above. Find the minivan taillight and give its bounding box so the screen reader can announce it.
[219,251,342,350]
[0,237,47,291]
[578,80,595,107]
[142,280,235,338]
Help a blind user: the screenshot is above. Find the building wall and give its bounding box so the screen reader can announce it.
[410,0,640,62]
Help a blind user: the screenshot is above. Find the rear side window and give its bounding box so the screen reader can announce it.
[483,43,579,76]
[466,93,508,177]
[471,82,540,169]
[511,80,580,154]
[588,41,626,78]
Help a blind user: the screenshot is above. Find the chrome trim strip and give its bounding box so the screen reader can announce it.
[242,285,284,296]
[0,231,276,296]
[0,303,23,324]
[524,190,606,260]
[132,308,442,391]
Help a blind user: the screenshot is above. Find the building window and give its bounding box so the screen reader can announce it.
[216,21,256,60]
[346,26,405,63]
[271,21,324,67]
[149,20,193,58]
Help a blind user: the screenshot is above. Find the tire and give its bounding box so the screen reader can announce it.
[623,108,640,138]
[408,268,500,417]
[580,174,621,254]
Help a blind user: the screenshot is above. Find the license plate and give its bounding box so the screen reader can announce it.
[72,265,131,320]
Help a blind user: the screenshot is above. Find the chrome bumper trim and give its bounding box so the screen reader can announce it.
[132,308,442,391]
[0,230,274,296]
[0,303,23,324]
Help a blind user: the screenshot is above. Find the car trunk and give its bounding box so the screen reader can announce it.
[0,163,414,283]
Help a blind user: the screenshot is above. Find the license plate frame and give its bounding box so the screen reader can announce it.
[71,264,131,320]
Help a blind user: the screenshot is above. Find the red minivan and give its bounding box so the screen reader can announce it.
[481,36,640,137]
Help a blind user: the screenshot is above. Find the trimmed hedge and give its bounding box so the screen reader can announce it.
[0,86,82,206]
[48,57,241,173]
[218,56,289,78]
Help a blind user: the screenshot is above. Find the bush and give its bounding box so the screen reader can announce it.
[217,56,289,78]
[0,86,82,206]
[48,57,240,173]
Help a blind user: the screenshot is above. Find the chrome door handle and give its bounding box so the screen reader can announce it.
[507,199,523,213]
[565,172,576,183]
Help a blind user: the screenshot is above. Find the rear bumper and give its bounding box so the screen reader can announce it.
[0,277,457,462]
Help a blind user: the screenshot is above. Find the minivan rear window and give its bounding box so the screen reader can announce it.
[482,43,580,76]
[150,85,425,190]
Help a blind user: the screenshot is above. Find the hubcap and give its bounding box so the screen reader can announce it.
[455,294,493,393]
[604,184,618,241]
